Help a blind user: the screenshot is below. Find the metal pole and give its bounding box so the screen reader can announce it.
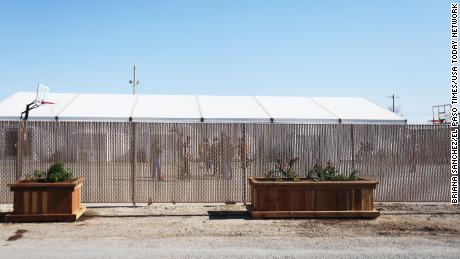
[386,94,399,113]
[392,94,395,112]
[131,122,137,207]
[15,121,25,180]
[351,124,355,170]
[133,65,136,95]
[242,124,247,205]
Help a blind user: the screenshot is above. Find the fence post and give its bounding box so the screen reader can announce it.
[351,124,355,170]
[242,123,247,204]
[318,125,322,162]
[131,122,137,207]
[15,121,25,181]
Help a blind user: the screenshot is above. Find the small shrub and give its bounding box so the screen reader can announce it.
[25,163,73,182]
[46,163,73,182]
[24,170,47,182]
[310,161,358,181]
[265,157,299,180]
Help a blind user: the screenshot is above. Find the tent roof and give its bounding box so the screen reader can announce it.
[255,96,339,123]
[132,95,201,122]
[197,95,271,122]
[0,92,405,124]
[58,93,138,121]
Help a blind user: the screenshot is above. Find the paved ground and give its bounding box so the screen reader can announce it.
[0,203,459,258]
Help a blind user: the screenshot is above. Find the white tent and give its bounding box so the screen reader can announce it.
[0,92,405,124]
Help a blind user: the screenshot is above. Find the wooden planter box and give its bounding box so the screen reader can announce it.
[5,177,86,222]
[248,177,379,219]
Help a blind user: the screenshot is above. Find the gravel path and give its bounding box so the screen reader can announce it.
[0,203,459,258]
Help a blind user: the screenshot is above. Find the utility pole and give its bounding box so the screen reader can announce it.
[386,94,400,112]
[129,65,140,95]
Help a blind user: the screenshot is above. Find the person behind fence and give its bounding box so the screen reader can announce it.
[205,138,212,174]
[151,139,163,181]
[221,134,234,178]
[199,138,212,174]
[210,137,221,176]
[237,137,247,164]
[180,135,192,179]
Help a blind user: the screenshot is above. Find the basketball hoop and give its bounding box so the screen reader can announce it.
[35,84,49,104]
[20,84,56,121]
[432,104,451,124]
[429,119,447,124]
[41,101,56,105]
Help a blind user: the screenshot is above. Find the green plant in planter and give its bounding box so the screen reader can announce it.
[24,170,47,182]
[46,163,73,182]
[310,161,358,181]
[265,157,299,181]
[24,163,73,182]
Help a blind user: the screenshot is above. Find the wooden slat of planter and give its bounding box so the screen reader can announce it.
[305,189,314,211]
[251,210,380,219]
[71,185,82,213]
[5,206,87,223]
[8,178,85,189]
[335,189,347,211]
[277,188,289,211]
[317,189,343,211]
[23,191,30,214]
[42,191,48,214]
[362,189,370,211]
[269,187,278,211]
[297,189,307,211]
[353,189,362,210]
[369,189,374,210]
[31,191,38,214]
[249,178,378,188]
[315,189,326,211]
[346,189,352,210]
[46,190,69,214]
[251,183,255,207]
[318,189,344,211]
[256,188,262,211]
[362,189,374,211]
[257,188,264,211]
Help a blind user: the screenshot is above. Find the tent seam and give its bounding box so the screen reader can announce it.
[129,95,140,119]
[252,96,273,122]
[195,95,204,121]
[56,93,80,117]
[308,97,341,121]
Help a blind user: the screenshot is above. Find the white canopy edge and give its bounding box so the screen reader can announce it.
[0,92,406,124]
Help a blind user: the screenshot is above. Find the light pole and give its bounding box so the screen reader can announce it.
[129,65,140,95]
[386,94,400,112]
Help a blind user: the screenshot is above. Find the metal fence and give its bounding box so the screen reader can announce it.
[0,121,450,203]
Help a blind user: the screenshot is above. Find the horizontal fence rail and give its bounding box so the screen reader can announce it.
[0,121,450,203]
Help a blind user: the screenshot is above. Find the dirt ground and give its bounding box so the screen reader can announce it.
[0,202,459,258]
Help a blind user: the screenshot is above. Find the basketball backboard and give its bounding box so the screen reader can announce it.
[35,84,49,104]
[432,104,451,124]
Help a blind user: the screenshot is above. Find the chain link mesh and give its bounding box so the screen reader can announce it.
[0,121,450,203]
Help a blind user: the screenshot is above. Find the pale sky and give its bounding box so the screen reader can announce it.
[0,1,450,123]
